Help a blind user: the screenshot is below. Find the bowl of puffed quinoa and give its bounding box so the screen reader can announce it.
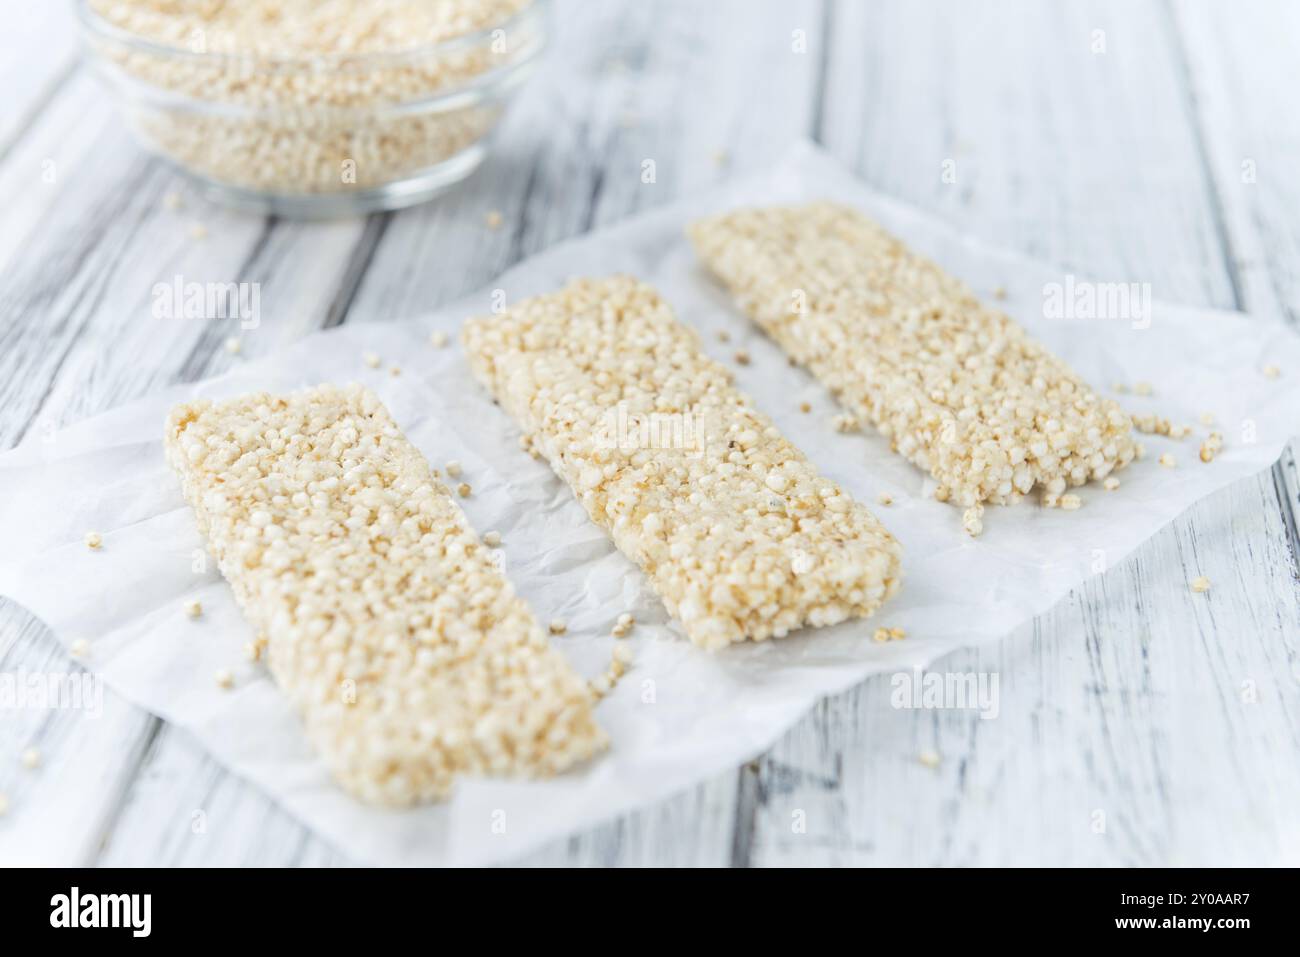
[76,0,548,216]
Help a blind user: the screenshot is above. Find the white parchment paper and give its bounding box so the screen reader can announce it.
[2,142,1298,865]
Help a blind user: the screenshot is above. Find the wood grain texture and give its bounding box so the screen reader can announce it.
[0,0,1296,867]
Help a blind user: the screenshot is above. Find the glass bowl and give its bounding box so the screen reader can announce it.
[75,0,549,217]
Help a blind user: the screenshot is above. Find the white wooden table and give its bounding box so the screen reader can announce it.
[1,0,1297,867]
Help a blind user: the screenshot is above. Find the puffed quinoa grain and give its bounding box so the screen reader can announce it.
[165,384,604,805]
[831,413,860,433]
[84,531,103,550]
[1159,453,1176,468]
[456,482,472,498]
[612,643,634,666]
[877,492,893,506]
[918,749,941,769]
[184,599,203,618]
[616,612,634,630]
[430,330,449,348]
[485,210,503,229]
[1059,493,1082,511]
[1199,431,1223,463]
[225,336,242,355]
[962,504,984,537]
[445,460,463,478]
[1263,364,1280,379]
[363,352,381,369]
[1133,381,1153,396]
[690,205,1137,521]
[799,401,812,413]
[549,619,567,636]
[462,276,903,650]
[70,639,90,658]
[20,748,40,770]
[1103,476,1120,491]
[215,668,235,689]
[483,530,502,547]
[1190,576,1211,593]
[1199,412,1215,426]
[733,349,751,366]
[610,622,629,639]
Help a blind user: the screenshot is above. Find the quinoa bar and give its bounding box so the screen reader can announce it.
[461,277,902,650]
[689,204,1139,523]
[165,384,605,806]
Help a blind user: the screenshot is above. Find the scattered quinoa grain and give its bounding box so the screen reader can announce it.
[430,330,448,348]
[1103,476,1120,491]
[445,460,463,478]
[877,491,893,506]
[189,223,208,241]
[832,412,860,433]
[799,401,812,413]
[549,619,567,636]
[1158,453,1176,468]
[1200,412,1216,427]
[163,190,182,210]
[1059,493,1083,510]
[184,599,203,618]
[612,643,634,666]
[362,352,381,369]
[215,669,234,689]
[1190,576,1211,594]
[485,210,503,229]
[992,285,1007,299]
[224,336,242,355]
[20,748,40,770]
[1263,364,1281,379]
[483,530,502,547]
[716,329,730,343]
[616,612,634,629]
[456,482,471,498]
[1133,381,1153,396]
[962,504,984,537]
[84,531,103,550]
[733,349,751,366]
[1199,431,1224,463]
[244,641,262,662]
[69,639,90,658]
[918,749,941,769]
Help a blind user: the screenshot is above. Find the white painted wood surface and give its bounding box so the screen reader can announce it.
[0,0,1296,867]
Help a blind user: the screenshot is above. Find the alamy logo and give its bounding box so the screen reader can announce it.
[50,887,151,937]
[1042,274,1151,329]
[152,275,260,328]
[890,669,1000,720]
[0,670,103,719]
[593,403,710,455]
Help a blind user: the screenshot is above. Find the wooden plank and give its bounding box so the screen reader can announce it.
[0,1,80,161]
